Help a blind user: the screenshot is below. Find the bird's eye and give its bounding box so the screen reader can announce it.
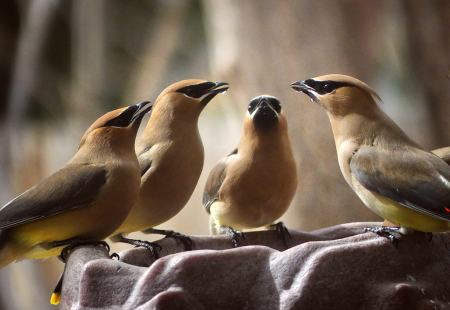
[323,84,332,93]
[185,88,194,96]
[248,99,259,114]
[311,80,352,95]
[113,119,123,127]
[268,97,282,113]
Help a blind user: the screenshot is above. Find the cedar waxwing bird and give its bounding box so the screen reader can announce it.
[291,74,450,241]
[203,95,298,248]
[0,101,152,305]
[0,101,152,269]
[110,80,229,256]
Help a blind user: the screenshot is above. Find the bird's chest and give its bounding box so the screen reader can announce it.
[143,138,204,187]
[221,155,296,211]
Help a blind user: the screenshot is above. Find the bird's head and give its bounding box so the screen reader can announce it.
[154,79,229,116]
[247,95,283,130]
[290,74,382,117]
[78,101,153,150]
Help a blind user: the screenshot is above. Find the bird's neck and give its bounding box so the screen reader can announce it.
[329,109,420,150]
[238,123,291,159]
[72,134,137,165]
[139,107,201,143]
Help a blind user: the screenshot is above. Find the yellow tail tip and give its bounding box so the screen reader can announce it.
[50,293,61,305]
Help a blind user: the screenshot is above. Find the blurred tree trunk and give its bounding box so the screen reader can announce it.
[69,0,106,134]
[4,0,57,198]
[402,0,450,148]
[202,0,383,231]
[126,1,190,104]
[1,2,60,310]
[0,0,20,207]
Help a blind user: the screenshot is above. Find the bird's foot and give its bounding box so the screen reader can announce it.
[54,239,110,263]
[364,226,400,247]
[425,232,433,242]
[118,236,162,259]
[110,252,120,260]
[222,226,245,248]
[143,228,193,251]
[163,231,193,250]
[270,221,291,249]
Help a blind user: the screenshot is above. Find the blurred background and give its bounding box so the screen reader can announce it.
[0,0,448,308]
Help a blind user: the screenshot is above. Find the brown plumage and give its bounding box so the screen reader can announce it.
[203,95,298,245]
[291,74,450,235]
[0,101,151,269]
[111,80,228,250]
[432,147,450,165]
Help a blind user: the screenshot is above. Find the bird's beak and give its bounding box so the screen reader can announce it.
[256,97,276,113]
[200,82,229,105]
[207,82,229,95]
[290,81,318,102]
[251,96,279,129]
[290,81,314,94]
[131,101,154,124]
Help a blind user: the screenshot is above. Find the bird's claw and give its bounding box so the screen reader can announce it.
[224,226,245,248]
[133,240,162,259]
[57,240,110,263]
[364,226,400,248]
[116,235,162,259]
[110,252,120,260]
[163,231,193,250]
[271,221,291,249]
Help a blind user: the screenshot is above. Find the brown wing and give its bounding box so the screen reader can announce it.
[432,146,450,165]
[203,148,237,214]
[0,164,108,229]
[351,145,450,221]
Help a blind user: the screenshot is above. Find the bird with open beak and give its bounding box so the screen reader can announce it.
[291,74,450,241]
[203,95,298,247]
[110,80,229,256]
[0,101,152,303]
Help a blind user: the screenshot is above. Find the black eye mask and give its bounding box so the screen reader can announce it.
[303,79,354,95]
